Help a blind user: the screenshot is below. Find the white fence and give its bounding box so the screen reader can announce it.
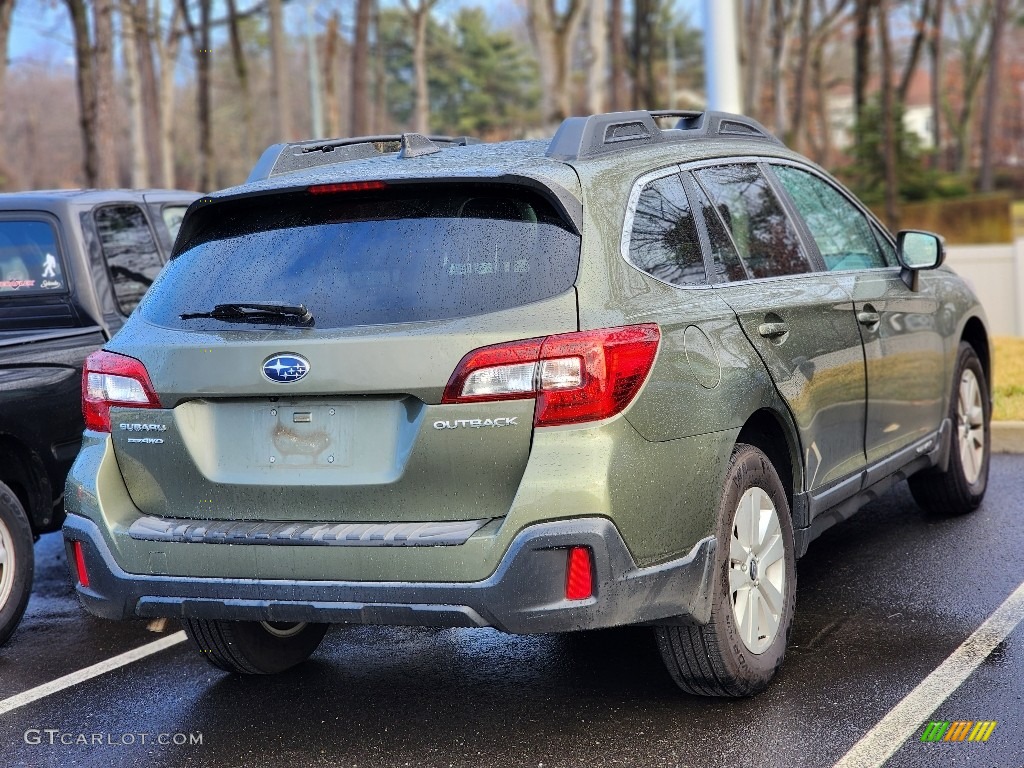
[945,240,1024,337]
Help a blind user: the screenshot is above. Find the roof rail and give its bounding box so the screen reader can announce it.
[544,110,782,162]
[247,133,481,182]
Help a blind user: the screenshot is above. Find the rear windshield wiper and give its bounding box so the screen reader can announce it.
[180,302,314,327]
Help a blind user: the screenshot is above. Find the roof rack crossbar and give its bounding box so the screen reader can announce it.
[247,133,481,182]
[545,110,782,162]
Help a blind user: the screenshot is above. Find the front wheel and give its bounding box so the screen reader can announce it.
[655,443,796,697]
[0,481,34,648]
[183,618,329,674]
[909,342,990,516]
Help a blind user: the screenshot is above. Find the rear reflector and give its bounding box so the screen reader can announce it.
[442,324,660,427]
[565,546,593,601]
[82,350,160,433]
[73,541,90,589]
[308,180,388,195]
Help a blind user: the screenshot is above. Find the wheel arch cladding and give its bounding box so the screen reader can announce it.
[960,316,990,394]
[736,409,800,512]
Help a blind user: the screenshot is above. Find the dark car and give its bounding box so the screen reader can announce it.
[0,188,197,646]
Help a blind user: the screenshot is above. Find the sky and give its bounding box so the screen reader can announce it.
[7,0,704,70]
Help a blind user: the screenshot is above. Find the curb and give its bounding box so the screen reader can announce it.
[992,421,1024,454]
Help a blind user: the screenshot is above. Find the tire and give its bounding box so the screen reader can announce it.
[0,481,35,648]
[182,619,329,674]
[908,342,990,517]
[655,443,796,697]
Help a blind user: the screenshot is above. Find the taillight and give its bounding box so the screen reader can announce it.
[82,350,160,433]
[442,324,660,427]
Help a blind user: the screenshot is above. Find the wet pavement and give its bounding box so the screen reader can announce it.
[1,456,1022,768]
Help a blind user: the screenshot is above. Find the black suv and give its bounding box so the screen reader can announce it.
[0,188,197,645]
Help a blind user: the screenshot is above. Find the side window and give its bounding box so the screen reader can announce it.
[694,164,812,279]
[0,220,67,294]
[94,205,163,314]
[684,175,749,282]
[628,173,706,286]
[772,165,889,271]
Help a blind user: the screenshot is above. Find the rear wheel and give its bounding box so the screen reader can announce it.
[182,618,328,674]
[655,443,796,697]
[909,342,990,516]
[0,481,34,648]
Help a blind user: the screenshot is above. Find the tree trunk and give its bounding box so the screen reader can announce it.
[401,0,436,134]
[978,0,1008,192]
[0,0,14,187]
[587,0,608,114]
[155,0,182,188]
[526,0,587,125]
[269,0,291,141]
[742,0,769,118]
[65,0,98,186]
[929,0,944,162]
[789,0,813,148]
[609,0,627,111]
[121,0,149,188]
[132,1,161,186]
[93,0,118,187]
[631,0,656,109]
[351,0,372,136]
[226,0,254,161]
[323,11,343,137]
[770,0,795,136]
[853,0,874,130]
[897,0,931,105]
[196,0,212,188]
[877,0,899,229]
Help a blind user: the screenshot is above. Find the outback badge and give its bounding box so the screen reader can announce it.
[262,353,310,384]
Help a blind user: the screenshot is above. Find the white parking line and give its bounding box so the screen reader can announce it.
[833,580,1024,768]
[0,631,186,717]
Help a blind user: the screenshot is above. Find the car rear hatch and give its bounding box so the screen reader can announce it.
[99,182,582,527]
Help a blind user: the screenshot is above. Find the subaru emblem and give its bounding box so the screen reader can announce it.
[262,353,310,384]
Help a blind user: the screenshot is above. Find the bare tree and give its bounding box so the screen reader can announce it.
[154,0,183,188]
[770,0,798,136]
[853,0,875,131]
[740,0,770,118]
[121,0,149,187]
[269,0,291,141]
[525,0,587,126]
[928,0,944,161]
[586,0,608,114]
[178,0,214,189]
[978,0,1009,191]
[65,0,99,185]
[0,0,14,186]
[400,0,439,134]
[804,0,849,164]
[609,0,627,111]
[93,0,118,187]
[941,0,996,175]
[877,0,898,228]
[226,0,254,160]
[631,0,656,109]
[896,0,932,105]
[351,0,371,135]
[322,10,345,138]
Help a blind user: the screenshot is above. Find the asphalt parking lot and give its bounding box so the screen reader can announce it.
[0,456,1022,768]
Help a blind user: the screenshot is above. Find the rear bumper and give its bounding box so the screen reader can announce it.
[63,514,716,634]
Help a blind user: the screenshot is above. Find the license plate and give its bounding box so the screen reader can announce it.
[253,404,353,468]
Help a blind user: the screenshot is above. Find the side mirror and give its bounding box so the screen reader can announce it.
[896,230,945,290]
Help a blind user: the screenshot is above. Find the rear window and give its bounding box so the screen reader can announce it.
[142,186,580,330]
[0,220,67,294]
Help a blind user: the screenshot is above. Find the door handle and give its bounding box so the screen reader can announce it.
[857,311,881,327]
[758,322,789,339]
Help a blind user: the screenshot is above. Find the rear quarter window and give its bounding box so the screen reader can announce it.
[143,185,581,330]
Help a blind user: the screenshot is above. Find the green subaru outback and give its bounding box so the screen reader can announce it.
[63,111,990,696]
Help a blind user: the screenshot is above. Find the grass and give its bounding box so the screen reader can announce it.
[993,336,1024,421]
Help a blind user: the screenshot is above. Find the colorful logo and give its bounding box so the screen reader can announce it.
[920,720,997,742]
